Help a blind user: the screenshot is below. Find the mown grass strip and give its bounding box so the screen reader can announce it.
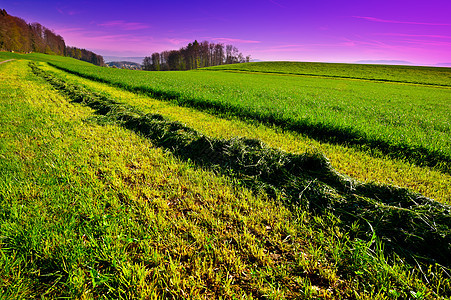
[31,62,451,272]
[5,59,442,299]
[49,62,451,174]
[204,61,451,87]
[41,62,451,204]
[204,67,451,87]
[4,59,451,299]
[2,60,319,298]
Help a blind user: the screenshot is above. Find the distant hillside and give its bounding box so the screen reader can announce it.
[0,9,104,66]
[106,61,142,70]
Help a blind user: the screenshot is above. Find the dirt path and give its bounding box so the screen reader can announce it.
[0,59,15,65]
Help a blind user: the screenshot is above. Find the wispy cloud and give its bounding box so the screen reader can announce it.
[353,16,451,26]
[85,34,136,42]
[336,36,451,56]
[210,37,261,44]
[255,44,308,53]
[375,33,451,39]
[53,27,85,34]
[165,38,192,45]
[402,39,451,47]
[98,20,150,31]
[255,42,362,53]
[56,7,81,16]
[51,26,156,54]
[268,0,285,8]
[340,37,398,50]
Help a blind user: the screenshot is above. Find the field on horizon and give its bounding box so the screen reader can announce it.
[204,61,451,86]
[48,57,451,174]
[1,52,450,298]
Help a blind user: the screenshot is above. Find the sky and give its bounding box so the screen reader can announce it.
[1,0,450,65]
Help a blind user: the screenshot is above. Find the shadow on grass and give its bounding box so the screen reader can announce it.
[49,63,451,175]
[32,62,451,272]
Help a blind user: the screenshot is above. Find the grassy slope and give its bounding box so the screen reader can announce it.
[41,63,451,203]
[49,62,451,173]
[37,60,451,291]
[0,51,94,66]
[204,61,451,86]
[0,59,331,298]
[1,55,450,298]
[32,61,451,265]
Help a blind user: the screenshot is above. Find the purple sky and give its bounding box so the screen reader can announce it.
[1,0,450,65]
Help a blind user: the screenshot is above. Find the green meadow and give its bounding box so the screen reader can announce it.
[49,60,451,174]
[1,53,450,299]
[39,62,451,203]
[0,52,94,65]
[204,61,451,86]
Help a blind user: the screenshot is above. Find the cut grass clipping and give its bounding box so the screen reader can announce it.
[31,62,451,272]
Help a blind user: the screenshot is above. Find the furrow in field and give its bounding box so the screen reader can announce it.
[31,62,451,270]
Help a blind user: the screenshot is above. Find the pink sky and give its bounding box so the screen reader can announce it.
[1,0,450,65]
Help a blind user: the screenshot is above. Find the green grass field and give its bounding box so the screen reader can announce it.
[204,61,451,86]
[39,62,451,204]
[48,61,451,174]
[1,53,450,298]
[0,52,94,65]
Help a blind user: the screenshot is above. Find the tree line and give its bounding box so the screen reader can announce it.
[0,9,104,66]
[143,40,250,71]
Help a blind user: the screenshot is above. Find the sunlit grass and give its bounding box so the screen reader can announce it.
[1,60,322,298]
[0,57,449,298]
[0,51,93,65]
[41,63,451,204]
[32,60,451,286]
[49,61,451,173]
[204,61,451,86]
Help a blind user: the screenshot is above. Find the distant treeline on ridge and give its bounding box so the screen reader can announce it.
[143,40,251,71]
[0,9,104,66]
